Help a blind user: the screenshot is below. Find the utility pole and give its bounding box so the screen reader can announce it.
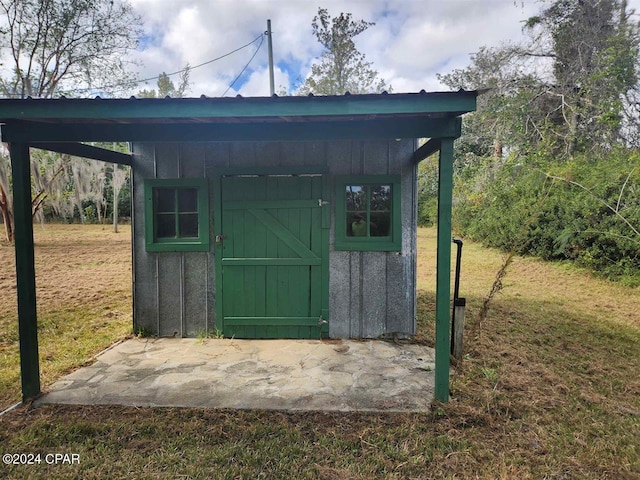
[266,19,275,96]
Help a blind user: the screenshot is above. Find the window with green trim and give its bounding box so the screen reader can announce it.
[144,178,209,252]
[335,175,401,251]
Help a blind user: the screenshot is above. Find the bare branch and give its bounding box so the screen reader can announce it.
[616,167,636,213]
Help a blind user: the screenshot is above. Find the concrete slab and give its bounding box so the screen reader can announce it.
[35,338,436,412]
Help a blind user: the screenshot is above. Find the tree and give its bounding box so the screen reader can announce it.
[137,67,191,98]
[0,0,141,98]
[0,149,13,241]
[520,0,639,154]
[0,0,141,241]
[438,46,541,159]
[298,8,389,95]
[435,0,640,281]
[112,164,128,233]
[31,149,70,223]
[440,0,639,159]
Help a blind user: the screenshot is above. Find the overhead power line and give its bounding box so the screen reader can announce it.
[64,33,265,96]
[221,34,265,97]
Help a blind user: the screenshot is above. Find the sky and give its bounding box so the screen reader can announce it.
[124,0,639,98]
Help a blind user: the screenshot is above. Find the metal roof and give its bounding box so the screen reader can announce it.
[0,90,477,143]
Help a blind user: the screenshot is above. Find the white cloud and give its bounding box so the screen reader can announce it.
[228,66,290,97]
[124,0,640,97]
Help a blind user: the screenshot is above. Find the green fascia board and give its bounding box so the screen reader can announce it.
[0,91,477,122]
[1,116,463,143]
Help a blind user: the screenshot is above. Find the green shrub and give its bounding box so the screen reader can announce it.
[451,148,640,282]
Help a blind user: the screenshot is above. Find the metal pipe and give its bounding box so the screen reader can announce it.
[451,238,463,354]
[452,238,463,302]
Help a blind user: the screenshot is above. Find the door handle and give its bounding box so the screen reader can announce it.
[215,234,225,244]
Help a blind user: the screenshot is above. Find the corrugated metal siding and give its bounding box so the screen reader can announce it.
[326,139,417,338]
[132,139,417,338]
[132,143,211,337]
[131,143,158,335]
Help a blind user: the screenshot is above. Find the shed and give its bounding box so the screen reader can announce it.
[0,90,477,403]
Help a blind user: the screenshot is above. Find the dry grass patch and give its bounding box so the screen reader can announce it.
[416,228,639,478]
[0,224,132,409]
[417,227,640,331]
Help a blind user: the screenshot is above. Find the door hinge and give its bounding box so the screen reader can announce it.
[318,199,329,207]
[318,314,328,327]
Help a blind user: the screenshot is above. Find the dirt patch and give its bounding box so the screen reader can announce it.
[0,224,131,315]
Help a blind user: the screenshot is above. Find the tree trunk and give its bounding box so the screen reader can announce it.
[568,107,578,157]
[0,186,13,242]
[96,201,102,224]
[113,188,119,233]
[74,188,85,224]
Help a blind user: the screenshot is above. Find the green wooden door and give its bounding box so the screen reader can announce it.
[218,174,328,339]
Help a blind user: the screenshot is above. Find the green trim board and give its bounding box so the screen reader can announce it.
[144,178,210,252]
[225,317,321,326]
[221,258,322,266]
[412,138,442,164]
[334,175,402,251]
[225,199,319,210]
[30,142,132,165]
[434,138,455,403]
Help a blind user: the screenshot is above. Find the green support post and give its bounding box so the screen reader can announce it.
[434,138,455,402]
[10,142,41,401]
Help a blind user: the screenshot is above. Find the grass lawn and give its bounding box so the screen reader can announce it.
[0,224,132,409]
[0,224,638,479]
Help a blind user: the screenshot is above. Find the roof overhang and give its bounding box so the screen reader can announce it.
[0,90,477,143]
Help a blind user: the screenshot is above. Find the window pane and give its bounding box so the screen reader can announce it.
[178,188,198,213]
[346,185,365,211]
[178,213,199,238]
[347,212,367,237]
[370,185,391,211]
[370,212,391,237]
[155,188,175,213]
[156,213,175,238]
